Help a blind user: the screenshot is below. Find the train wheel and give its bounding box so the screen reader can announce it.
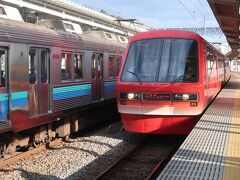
[0,144,6,158]
[32,141,41,148]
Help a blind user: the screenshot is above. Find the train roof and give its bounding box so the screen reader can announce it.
[128,30,226,57]
[0,17,125,53]
[129,30,202,42]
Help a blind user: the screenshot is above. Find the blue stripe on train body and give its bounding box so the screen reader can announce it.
[53,84,92,101]
[0,91,28,121]
[104,81,116,91]
[0,93,9,121]
[11,91,28,108]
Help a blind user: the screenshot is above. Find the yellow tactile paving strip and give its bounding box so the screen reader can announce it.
[157,72,240,180]
[223,74,240,180]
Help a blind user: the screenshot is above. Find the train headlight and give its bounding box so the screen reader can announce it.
[127,93,135,100]
[182,94,190,101]
[119,92,141,100]
[174,94,182,100]
[174,93,198,101]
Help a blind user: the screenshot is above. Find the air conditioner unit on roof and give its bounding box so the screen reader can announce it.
[0,5,23,21]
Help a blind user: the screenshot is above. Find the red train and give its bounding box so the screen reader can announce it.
[116,30,230,134]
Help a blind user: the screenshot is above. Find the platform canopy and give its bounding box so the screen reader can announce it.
[0,0,151,36]
[208,0,239,59]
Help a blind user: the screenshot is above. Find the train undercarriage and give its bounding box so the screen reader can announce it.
[0,101,119,158]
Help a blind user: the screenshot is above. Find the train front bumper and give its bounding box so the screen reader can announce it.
[118,104,203,116]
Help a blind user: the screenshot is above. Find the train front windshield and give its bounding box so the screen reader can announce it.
[120,38,198,83]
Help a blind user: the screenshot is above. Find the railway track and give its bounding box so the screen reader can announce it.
[95,135,186,180]
[0,138,63,169]
[0,120,124,169]
[0,106,121,169]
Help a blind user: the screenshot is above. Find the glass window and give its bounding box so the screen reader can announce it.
[225,61,230,73]
[41,50,48,83]
[108,56,115,78]
[61,53,72,83]
[218,56,224,76]
[116,55,122,77]
[120,37,125,42]
[64,23,74,30]
[105,33,112,39]
[92,53,103,79]
[225,61,229,67]
[92,54,96,79]
[206,47,214,77]
[0,49,6,87]
[29,49,37,84]
[158,39,198,82]
[74,53,83,81]
[121,38,198,83]
[0,7,6,15]
[97,54,103,79]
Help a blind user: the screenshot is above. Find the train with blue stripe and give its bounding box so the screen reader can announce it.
[0,17,125,155]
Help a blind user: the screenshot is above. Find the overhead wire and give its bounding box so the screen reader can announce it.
[177,0,198,20]
[195,0,220,29]
[177,0,205,29]
[192,0,227,51]
[197,0,214,18]
[190,0,217,28]
[190,0,206,16]
[186,0,206,26]
[187,0,207,35]
[195,0,225,41]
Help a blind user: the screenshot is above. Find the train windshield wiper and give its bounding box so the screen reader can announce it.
[172,74,185,83]
[172,74,195,83]
[126,70,142,83]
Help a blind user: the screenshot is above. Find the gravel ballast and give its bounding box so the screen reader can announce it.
[0,125,143,180]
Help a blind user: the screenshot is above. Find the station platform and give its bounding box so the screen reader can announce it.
[158,72,240,180]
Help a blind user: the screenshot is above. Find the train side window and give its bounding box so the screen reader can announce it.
[74,53,84,81]
[40,49,48,83]
[108,56,115,79]
[61,53,72,83]
[97,54,103,79]
[0,49,6,87]
[92,54,96,79]
[92,53,103,79]
[225,61,230,71]
[219,56,224,76]
[116,55,122,77]
[29,49,37,84]
[206,47,214,77]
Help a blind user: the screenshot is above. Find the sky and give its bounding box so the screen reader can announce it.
[71,0,219,29]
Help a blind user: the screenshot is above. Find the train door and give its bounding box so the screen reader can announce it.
[0,48,9,123]
[91,53,103,101]
[29,48,50,118]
